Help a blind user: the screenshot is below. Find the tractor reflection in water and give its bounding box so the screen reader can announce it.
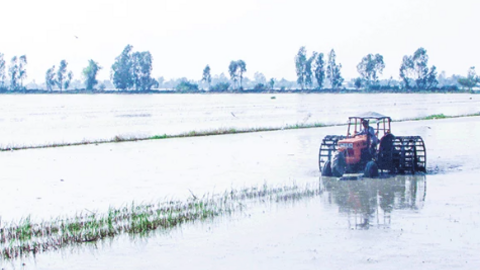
[320,174,427,230]
[319,112,426,178]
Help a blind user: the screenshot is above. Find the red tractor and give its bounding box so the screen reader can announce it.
[319,112,426,178]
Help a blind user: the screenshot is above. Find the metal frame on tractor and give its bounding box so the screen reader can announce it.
[318,112,427,178]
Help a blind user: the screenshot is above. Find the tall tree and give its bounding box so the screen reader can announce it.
[83,60,102,91]
[269,78,275,90]
[64,71,73,90]
[9,56,18,90]
[237,60,246,90]
[45,66,56,91]
[202,65,212,89]
[457,66,478,91]
[55,60,71,91]
[132,51,155,91]
[295,46,307,90]
[228,61,238,89]
[357,53,385,88]
[399,47,437,90]
[467,66,478,84]
[425,65,438,90]
[326,49,343,90]
[412,48,429,89]
[399,55,414,90]
[0,53,6,90]
[228,60,247,90]
[305,54,314,89]
[44,60,72,91]
[18,55,27,90]
[111,44,134,90]
[313,52,325,89]
[111,45,155,91]
[8,55,27,91]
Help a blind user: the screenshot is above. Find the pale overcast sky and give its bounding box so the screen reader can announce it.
[1,0,479,84]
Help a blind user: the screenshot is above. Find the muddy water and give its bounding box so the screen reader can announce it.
[0,93,478,147]
[1,116,480,269]
[1,116,470,221]
[9,173,480,270]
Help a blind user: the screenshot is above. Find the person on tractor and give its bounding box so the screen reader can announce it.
[357,119,378,148]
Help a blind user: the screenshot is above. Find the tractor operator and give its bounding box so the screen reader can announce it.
[357,119,378,147]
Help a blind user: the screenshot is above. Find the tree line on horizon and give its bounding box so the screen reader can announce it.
[293,46,476,92]
[0,45,478,93]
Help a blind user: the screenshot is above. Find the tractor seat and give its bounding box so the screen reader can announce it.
[377,133,395,171]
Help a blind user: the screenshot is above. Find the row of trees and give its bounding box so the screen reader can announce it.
[457,67,480,91]
[228,60,247,90]
[110,45,479,92]
[0,53,28,92]
[356,53,385,89]
[110,45,478,92]
[294,46,443,92]
[0,45,478,92]
[399,48,438,90]
[294,47,344,91]
[0,52,104,92]
[45,59,103,92]
[111,45,157,91]
[183,61,278,92]
[45,60,73,91]
[0,44,155,92]
[293,46,480,92]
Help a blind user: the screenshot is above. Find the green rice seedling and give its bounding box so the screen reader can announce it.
[12,216,32,242]
[0,181,322,261]
[423,113,447,120]
[106,208,117,235]
[312,122,326,128]
[151,134,168,139]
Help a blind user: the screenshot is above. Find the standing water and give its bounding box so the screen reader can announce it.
[0,94,479,269]
[0,93,477,147]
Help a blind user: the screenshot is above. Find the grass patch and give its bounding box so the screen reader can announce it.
[424,113,447,120]
[410,113,447,120]
[401,112,480,122]
[0,183,319,260]
[150,134,168,140]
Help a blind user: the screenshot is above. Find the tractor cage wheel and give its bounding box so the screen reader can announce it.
[393,136,426,174]
[318,135,346,172]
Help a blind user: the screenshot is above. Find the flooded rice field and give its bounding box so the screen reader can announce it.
[0,94,479,269]
[0,93,478,147]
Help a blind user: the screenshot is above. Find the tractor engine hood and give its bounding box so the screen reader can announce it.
[337,135,368,150]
